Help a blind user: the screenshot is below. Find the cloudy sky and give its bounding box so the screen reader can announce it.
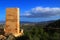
[0,0,60,22]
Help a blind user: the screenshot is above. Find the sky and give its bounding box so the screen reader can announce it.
[0,0,60,22]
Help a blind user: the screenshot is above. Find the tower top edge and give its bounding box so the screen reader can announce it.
[6,8,19,9]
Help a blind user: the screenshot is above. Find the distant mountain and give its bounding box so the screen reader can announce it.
[46,19,60,28]
[20,20,56,25]
[0,21,5,24]
[20,21,32,24]
[0,19,57,25]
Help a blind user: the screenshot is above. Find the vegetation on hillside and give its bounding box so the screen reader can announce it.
[0,20,60,40]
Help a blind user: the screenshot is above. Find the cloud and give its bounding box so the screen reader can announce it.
[22,7,60,18]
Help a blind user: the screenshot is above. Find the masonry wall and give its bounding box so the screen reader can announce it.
[4,8,20,35]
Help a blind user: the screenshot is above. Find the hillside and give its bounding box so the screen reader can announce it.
[46,19,60,28]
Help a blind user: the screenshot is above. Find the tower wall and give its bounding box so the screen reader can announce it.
[4,8,20,35]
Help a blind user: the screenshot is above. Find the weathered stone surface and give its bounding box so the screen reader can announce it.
[0,34,15,40]
[0,35,6,40]
[4,8,20,36]
[3,8,23,37]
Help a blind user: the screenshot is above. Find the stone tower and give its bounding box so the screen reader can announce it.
[4,8,23,37]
